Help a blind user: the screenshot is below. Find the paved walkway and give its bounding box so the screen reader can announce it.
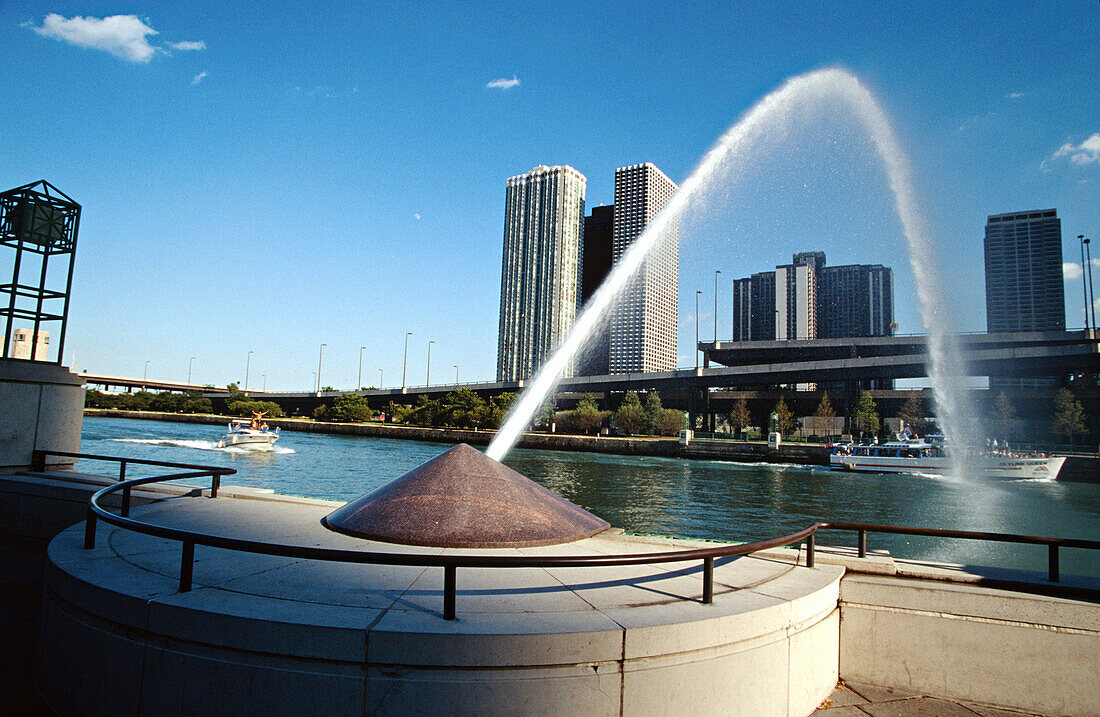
[815,681,1041,716]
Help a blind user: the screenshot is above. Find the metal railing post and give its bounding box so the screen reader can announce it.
[83,508,97,549]
[118,460,126,483]
[31,449,46,472]
[858,529,867,558]
[443,565,457,620]
[121,485,132,517]
[179,541,195,592]
[702,557,714,604]
[1048,544,1059,583]
[211,473,220,498]
[806,534,815,568]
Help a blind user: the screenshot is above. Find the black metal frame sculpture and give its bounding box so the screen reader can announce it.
[0,180,81,364]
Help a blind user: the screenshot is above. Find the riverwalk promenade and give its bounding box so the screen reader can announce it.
[3,466,1097,715]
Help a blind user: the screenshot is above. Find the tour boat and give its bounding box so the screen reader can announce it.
[216,419,279,449]
[829,433,1065,479]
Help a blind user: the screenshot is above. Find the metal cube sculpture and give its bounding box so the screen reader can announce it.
[1,180,81,363]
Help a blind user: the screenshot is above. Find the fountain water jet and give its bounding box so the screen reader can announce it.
[487,67,980,474]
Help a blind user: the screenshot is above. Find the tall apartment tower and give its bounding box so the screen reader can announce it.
[609,163,678,373]
[576,205,614,376]
[984,209,1065,333]
[731,252,894,341]
[496,165,586,382]
[775,262,817,340]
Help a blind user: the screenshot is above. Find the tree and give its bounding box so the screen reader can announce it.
[442,388,486,428]
[991,392,1016,440]
[810,394,837,436]
[329,394,373,422]
[728,398,751,438]
[481,392,517,429]
[773,397,796,436]
[229,399,283,418]
[1050,388,1088,444]
[852,391,880,439]
[614,392,646,436]
[896,395,927,436]
[643,392,663,434]
[571,394,605,434]
[654,409,685,436]
[536,400,557,430]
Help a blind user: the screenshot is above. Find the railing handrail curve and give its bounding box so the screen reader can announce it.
[34,449,1100,618]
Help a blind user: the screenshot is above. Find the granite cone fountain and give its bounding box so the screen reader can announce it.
[323,443,609,548]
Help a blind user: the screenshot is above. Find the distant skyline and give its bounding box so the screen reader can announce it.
[1,2,1097,390]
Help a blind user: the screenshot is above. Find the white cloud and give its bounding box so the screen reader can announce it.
[414,213,421,220]
[486,76,520,90]
[1064,262,1083,280]
[957,111,996,133]
[1046,132,1100,170]
[191,71,208,85]
[169,40,206,51]
[30,14,159,63]
[1006,91,1023,99]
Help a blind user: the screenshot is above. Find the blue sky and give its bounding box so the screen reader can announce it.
[1,1,1097,390]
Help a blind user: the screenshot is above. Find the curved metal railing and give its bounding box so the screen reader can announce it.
[33,449,1100,618]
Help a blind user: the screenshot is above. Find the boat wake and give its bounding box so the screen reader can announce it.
[110,437,295,455]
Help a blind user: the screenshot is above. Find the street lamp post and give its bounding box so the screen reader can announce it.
[714,269,722,343]
[401,332,412,390]
[695,290,702,369]
[378,368,383,389]
[187,356,196,384]
[454,365,458,384]
[245,351,253,393]
[1081,236,1091,332]
[426,340,435,385]
[143,360,150,381]
[317,344,326,392]
[1085,237,1096,333]
[357,346,366,391]
[262,374,266,391]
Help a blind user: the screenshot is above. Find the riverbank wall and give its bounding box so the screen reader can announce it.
[84,409,830,465]
[83,409,1099,481]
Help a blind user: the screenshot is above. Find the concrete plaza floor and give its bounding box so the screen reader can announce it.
[813,681,1042,716]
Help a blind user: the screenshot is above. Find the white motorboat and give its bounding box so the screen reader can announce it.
[829,433,1066,479]
[216,418,279,449]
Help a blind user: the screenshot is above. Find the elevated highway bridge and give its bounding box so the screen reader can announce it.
[85,331,1097,426]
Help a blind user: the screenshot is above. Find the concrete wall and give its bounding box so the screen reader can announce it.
[0,359,84,471]
[840,574,1100,716]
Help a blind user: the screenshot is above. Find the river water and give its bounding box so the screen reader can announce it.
[79,416,1100,578]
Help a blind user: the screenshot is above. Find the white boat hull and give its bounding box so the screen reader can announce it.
[830,453,1065,479]
[216,430,279,449]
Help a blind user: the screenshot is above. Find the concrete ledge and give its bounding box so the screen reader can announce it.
[38,490,843,717]
[840,573,1100,716]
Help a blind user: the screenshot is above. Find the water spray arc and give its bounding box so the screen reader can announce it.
[487,67,975,469]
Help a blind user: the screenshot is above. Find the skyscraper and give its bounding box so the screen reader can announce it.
[984,209,1065,389]
[576,205,614,376]
[609,163,679,373]
[496,165,586,382]
[731,252,894,342]
[984,209,1065,333]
